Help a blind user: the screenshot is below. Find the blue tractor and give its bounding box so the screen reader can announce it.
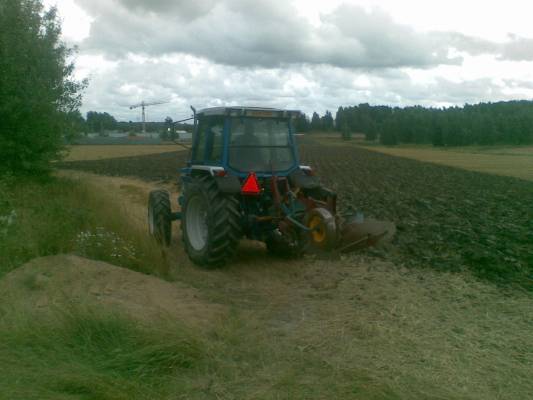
[148,106,391,267]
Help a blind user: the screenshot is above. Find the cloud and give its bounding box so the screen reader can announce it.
[76,0,471,69]
[66,0,533,118]
[116,0,216,18]
[497,35,533,61]
[77,52,530,121]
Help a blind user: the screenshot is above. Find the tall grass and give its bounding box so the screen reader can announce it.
[0,175,169,279]
[0,305,201,400]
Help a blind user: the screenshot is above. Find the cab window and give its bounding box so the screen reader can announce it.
[193,119,207,162]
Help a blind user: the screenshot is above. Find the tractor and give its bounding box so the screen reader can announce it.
[148,106,393,267]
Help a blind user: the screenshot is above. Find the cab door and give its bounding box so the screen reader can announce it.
[192,116,224,165]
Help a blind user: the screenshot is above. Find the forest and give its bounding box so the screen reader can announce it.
[79,100,533,147]
[295,101,533,146]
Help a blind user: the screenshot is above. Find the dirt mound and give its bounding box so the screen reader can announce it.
[0,254,225,326]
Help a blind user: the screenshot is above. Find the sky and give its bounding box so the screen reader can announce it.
[44,0,533,121]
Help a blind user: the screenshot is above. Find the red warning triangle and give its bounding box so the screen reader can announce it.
[241,172,261,195]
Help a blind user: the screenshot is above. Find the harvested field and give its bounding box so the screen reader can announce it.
[58,150,188,181]
[363,146,533,182]
[59,141,533,289]
[63,144,185,162]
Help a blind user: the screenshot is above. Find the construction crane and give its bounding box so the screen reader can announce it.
[129,100,168,136]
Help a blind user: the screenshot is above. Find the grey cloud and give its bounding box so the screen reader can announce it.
[118,0,216,18]
[498,35,533,61]
[320,5,457,68]
[434,32,498,55]
[77,0,470,69]
[433,32,533,62]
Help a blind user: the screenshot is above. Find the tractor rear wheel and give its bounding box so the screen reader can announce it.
[148,189,172,246]
[181,176,242,267]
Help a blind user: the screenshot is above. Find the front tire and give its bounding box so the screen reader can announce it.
[148,190,172,246]
[181,176,242,267]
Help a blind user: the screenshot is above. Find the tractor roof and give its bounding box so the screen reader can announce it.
[197,106,301,118]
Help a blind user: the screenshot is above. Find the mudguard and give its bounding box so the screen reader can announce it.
[289,169,320,189]
[214,175,242,194]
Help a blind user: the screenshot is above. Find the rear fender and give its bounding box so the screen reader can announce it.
[214,175,241,194]
[189,165,242,194]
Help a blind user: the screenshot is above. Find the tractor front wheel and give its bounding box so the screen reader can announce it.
[148,189,172,246]
[181,176,242,267]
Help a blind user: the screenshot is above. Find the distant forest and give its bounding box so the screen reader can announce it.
[295,100,533,146]
[76,111,193,135]
[80,100,533,146]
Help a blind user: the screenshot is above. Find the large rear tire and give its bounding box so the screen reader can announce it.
[148,190,172,246]
[181,176,242,267]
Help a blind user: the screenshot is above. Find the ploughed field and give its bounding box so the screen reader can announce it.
[59,141,533,289]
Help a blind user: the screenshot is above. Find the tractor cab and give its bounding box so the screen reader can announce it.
[187,107,301,176]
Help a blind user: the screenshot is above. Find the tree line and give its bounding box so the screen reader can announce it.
[301,101,533,146]
[76,112,192,135]
[84,101,533,147]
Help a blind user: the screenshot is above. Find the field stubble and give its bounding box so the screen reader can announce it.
[63,144,185,162]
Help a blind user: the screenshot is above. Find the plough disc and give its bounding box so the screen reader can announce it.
[304,209,395,253]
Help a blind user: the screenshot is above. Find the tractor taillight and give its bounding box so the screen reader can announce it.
[241,172,261,195]
[215,170,227,177]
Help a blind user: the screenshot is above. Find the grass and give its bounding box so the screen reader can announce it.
[63,144,185,162]
[0,305,202,400]
[0,174,169,279]
[0,301,400,400]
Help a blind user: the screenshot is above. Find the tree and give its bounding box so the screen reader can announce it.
[64,110,86,142]
[293,113,310,132]
[164,116,176,140]
[310,112,322,131]
[321,110,334,131]
[341,122,351,141]
[0,0,86,175]
[86,111,117,133]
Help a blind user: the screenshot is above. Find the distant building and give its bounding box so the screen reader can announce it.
[176,130,192,141]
